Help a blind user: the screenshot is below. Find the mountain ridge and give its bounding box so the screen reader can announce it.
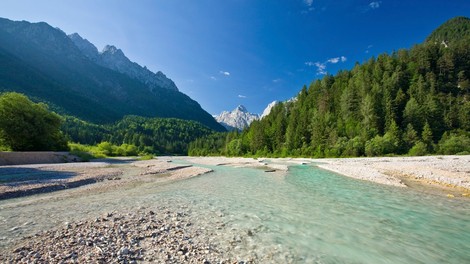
[68,33,179,92]
[0,17,225,131]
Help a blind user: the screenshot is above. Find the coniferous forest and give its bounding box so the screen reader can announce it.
[62,115,214,155]
[0,92,214,155]
[189,17,470,157]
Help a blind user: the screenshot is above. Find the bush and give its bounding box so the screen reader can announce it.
[139,154,154,160]
[341,136,364,157]
[437,132,470,155]
[69,142,140,158]
[408,141,428,156]
[97,141,114,156]
[0,92,68,151]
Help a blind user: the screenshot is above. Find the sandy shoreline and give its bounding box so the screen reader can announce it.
[312,155,470,195]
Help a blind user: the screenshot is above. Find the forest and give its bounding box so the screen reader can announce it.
[0,92,214,155]
[189,17,470,157]
[2,17,470,158]
[62,115,214,155]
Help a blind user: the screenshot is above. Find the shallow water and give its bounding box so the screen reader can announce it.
[1,161,469,263]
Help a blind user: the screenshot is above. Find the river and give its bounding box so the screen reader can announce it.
[1,160,469,263]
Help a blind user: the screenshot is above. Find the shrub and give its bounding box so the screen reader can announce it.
[0,92,68,151]
[408,141,428,156]
[437,133,470,155]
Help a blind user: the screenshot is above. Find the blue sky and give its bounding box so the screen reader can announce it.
[1,1,469,115]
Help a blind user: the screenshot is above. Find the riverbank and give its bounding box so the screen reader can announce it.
[0,152,80,166]
[187,155,470,196]
[0,158,212,200]
[313,155,470,197]
[1,155,469,262]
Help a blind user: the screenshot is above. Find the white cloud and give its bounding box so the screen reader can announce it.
[314,62,327,75]
[219,71,230,76]
[304,0,313,7]
[369,1,381,9]
[305,61,316,66]
[272,78,281,83]
[210,76,217,80]
[238,95,247,98]
[327,57,340,64]
[305,56,347,75]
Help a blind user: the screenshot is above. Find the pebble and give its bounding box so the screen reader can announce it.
[0,207,256,263]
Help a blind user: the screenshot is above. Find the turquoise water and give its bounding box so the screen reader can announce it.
[148,163,470,263]
[1,162,469,263]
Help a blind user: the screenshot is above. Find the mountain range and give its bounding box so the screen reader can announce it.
[214,102,279,131]
[0,17,225,131]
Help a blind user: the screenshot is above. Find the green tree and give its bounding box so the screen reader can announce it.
[0,92,68,151]
[421,122,434,152]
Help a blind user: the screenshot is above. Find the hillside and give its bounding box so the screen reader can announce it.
[189,17,470,157]
[0,18,225,131]
[62,115,215,155]
[426,16,470,45]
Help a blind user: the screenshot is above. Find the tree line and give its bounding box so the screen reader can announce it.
[189,26,470,157]
[0,92,214,155]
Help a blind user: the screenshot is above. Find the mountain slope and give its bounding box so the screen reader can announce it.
[0,18,224,131]
[189,16,470,157]
[260,101,279,119]
[214,105,259,131]
[426,16,470,45]
[69,33,179,92]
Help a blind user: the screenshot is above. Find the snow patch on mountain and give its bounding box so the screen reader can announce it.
[260,101,279,119]
[215,105,259,131]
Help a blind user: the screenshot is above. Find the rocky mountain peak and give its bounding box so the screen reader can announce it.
[235,105,248,112]
[260,101,279,119]
[215,105,259,131]
[68,33,99,60]
[102,45,124,56]
[67,34,178,92]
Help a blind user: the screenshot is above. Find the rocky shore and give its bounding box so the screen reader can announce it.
[0,158,212,201]
[0,206,244,263]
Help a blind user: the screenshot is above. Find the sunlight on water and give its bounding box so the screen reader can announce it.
[1,162,469,263]
[157,164,470,263]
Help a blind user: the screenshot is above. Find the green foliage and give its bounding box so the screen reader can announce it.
[426,17,470,46]
[0,19,225,131]
[408,142,428,156]
[189,17,470,158]
[437,131,470,155]
[0,92,68,151]
[139,154,154,161]
[63,115,214,155]
[421,122,434,152]
[69,142,139,159]
[188,133,227,156]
